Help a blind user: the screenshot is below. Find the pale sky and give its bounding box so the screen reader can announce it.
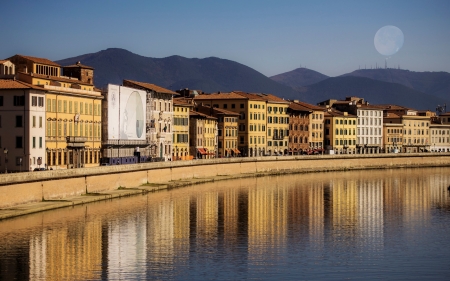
[1,0,449,77]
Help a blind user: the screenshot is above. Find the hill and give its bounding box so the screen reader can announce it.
[297,76,449,110]
[342,69,450,101]
[56,48,299,97]
[269,67,329,89]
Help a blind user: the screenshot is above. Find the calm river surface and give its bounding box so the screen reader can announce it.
[1,167,450,280]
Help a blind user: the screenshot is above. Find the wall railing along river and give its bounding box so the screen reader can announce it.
[1,153,450,210]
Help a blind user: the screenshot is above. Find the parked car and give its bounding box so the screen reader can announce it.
[33,168,45,171]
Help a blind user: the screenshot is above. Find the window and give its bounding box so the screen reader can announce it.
[223,104,228,109]
[16,116,23,127]
[13,96,25,106]
[32,96,38,106]
[58,100,62,112]
[32,116,36,127]
[38,97,44,107]
[39,137,42,148]
[231,104,235,109]
[240,104,244,108]
[32,137,36,148]
[0,96,3,106]
[16,136,23,148]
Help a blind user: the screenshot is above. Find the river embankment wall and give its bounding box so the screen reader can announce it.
[1,153,450,209]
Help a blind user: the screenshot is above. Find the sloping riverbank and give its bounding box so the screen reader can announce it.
[1,153,450,220]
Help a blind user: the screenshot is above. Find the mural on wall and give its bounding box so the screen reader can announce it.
[107,84,146,140]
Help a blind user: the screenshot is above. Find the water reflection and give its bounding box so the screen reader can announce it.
[1,167,450,280]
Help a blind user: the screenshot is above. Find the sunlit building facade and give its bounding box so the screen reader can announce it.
[7,55,102,168]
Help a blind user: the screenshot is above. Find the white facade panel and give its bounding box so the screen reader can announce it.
[107,84,146,141]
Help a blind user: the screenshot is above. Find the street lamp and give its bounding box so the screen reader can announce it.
[3,148,8,173]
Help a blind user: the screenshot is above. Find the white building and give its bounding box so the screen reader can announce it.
[430,112,450,152]
[0,79,46,172]
[123,80,178,161]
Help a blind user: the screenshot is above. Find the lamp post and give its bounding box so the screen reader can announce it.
[3,148,8,173]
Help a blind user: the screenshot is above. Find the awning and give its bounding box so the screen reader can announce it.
[197,148,207,155]
[233,149,241,154]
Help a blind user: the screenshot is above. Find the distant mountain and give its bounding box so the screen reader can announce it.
[342,69,450,101]
[270,67,329,89]
[297,76,450,110]
[56,48,299,97]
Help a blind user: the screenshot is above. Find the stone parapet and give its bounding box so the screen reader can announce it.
[1,153,450,210]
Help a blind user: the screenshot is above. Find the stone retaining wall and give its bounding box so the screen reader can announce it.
[1,153,450,208]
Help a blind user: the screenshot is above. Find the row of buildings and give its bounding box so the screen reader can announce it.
[0,55,449,172]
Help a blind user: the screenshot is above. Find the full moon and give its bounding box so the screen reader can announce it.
[374,26,404,56]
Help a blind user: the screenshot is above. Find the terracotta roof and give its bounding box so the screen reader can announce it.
[373,104,415,111]
[10,55,60,67]
[123,79,178,95]
[291,100,324,111]
[0,60,8,64]
[210,107,240,116]
[439,112,450,116]
[253,93,289,103]
[19,72,92,86]
[63,62,94,70]
[384,112,402,118]
[195,104,240,116]
[324,108,357,118]
[0,79,42,90]
[173,98,194,107]
[194,92,247,100]
[190,110,217,119]
[289,102,313,112]
[233,91,267,101]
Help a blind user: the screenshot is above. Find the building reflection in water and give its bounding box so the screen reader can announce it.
[0,168,449,280]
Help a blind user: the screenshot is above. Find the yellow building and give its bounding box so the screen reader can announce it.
[381,105,430,153]
[189,110,217,159]
[204,114,217,158]
[430,112,450,152]
[383,114,403,153]
[291,100,324,151]
[173,98,193,160]
[255,93,290,156]
[194,91,267,157]
[324,108,357,154]
[194,103,240,158]
[9,55,102,168]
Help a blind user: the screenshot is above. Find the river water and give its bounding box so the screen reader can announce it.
[1,167,450,280]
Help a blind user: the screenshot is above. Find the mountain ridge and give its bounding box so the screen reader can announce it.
[296,76,449,110]
[56,48,299,97]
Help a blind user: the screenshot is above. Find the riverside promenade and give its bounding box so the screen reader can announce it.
[1,153,450,220]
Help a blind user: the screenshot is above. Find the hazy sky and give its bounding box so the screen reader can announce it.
[1,0,449,77]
